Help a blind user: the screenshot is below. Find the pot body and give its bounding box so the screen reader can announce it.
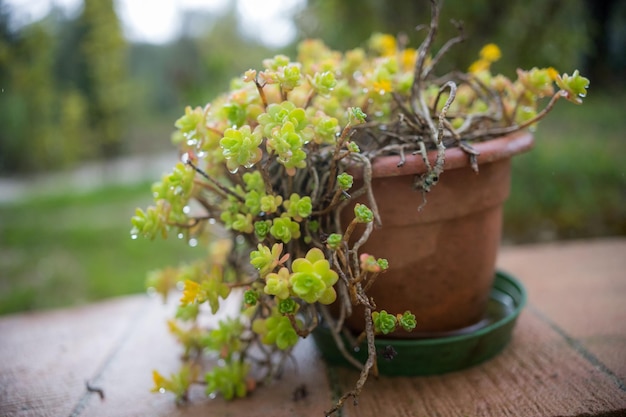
[340,132,533,337]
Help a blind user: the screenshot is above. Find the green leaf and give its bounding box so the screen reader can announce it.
[354,203,374,223]
[398,311,416,332]
[372,310,397,334]
[556,70,590,104]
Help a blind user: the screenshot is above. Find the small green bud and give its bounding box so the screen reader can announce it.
[398,311,417,332]
[260,194,283,214]
[279,64,302,91]
[243,171,265,193]
[377,258,389,270]
[175,303,200,321]
[270,216,301,243]
[347,142,360,153]
[253,314,300,350]
[223,103,247,128]
[220,125,263,172]
[312,71,337,95]
[337,173,353,190]
[244,190,262,216]
[243,69,257,82]
[372,310,397,335]
[244,289,259,306]
[349,107,367,124]
[326,233,343,250]
[204,361,250,400]
[254,220,272,240]
[231,213,254,234]
[359,253,380,272]
[278,298,298,314]
[250,243,284,277]
[284,193,312,221]
[556,70,589,104]
[354,203,374,223]
[263,54,290,70]
[175,106,204,133]
[313,115,339,144]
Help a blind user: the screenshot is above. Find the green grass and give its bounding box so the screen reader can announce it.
[0,182,204,315]
[504,91,626,242]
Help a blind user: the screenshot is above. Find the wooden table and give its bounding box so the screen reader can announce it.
[1,238,625,417]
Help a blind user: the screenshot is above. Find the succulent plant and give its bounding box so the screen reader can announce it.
[134,1,588,415]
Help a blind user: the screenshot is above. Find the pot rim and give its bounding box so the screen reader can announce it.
[350,130,534,179]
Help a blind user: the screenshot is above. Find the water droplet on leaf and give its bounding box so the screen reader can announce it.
[189,238,198,247]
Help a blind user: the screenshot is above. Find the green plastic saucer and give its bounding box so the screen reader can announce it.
[313,270,527,376]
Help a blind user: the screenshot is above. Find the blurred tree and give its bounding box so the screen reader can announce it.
[582,0,626,89]
[179,5,275,106]
[125,6,277,124]
[0,0,129,174]
[77,0,130,159]
[127,42,179,119]
[295,0,588,78]
[0,5,58,172]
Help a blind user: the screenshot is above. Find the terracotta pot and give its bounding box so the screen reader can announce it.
[339,131,533,338]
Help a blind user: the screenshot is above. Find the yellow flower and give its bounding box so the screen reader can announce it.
[370,33,397,57]
[180,279,200,304]
[151,370,168,392]
[401,48,417,70]
[547,66,559,81]
[372,79,392,95]
[479,43,501,62]
[469,59,490,74]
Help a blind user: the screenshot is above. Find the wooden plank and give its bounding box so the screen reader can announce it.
[0,296,148,417]
[334,311,626,417]
[1,239,625,417]
[498,238,626,339]
[499,238,626,391]
[78,295,334,417]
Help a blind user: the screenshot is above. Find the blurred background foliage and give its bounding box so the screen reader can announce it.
[0,0,624,314]
[297,0,589,78]
[1,0,624,172]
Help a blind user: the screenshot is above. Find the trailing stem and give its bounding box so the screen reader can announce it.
[325,305,377,416]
